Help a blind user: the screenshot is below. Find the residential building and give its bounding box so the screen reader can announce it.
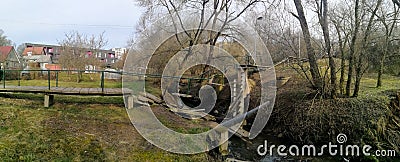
[88,49,117,68]
[22,43,61,64]
[0,46,22,69]
[20,43,119,70]
[21,43,64,70]
[112,47,127,60]
[22,46,49,69]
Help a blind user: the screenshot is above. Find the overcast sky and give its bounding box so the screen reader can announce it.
[0,0,142,49]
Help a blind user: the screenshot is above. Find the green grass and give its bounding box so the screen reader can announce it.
[0,94,123,161]
[359,73,400,97]
[0,93,210,161]
[3,72,122,88]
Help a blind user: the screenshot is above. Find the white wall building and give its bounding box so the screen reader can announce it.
[111,48,127,60]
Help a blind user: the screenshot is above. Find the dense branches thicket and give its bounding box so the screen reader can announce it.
[132,0,399,99]
[251,0,400,98]
[58,31,108,82]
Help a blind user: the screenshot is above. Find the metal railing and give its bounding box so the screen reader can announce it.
[1,69,115,92]
[0,69,212,93]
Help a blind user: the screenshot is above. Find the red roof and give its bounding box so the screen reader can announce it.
[45,64,61,70]
[0,46,14,62]
[22,46,45,56]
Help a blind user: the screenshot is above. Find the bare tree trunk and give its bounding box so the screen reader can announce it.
[333,23,347,95]
[76,71,82,83]
[346,0,361,97]
[377,53,385,87]
[353,0,382,97]
[293,0,322,90]
[318,0,337,98]
[332,10,350,96]
[339,49,346,94]
[393,0,400,7]
[377,2,399,87]
[377,35,389,88]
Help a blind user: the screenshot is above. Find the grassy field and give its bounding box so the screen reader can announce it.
[0,93,211,161]
[360,73,400,96]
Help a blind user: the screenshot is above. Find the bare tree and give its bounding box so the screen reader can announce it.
[345,0,362,97]
[0,30,12,46]
[353,0,383,97]
[315,0,337,98]
[393,0,400,7]
[58,31,108,82]
[376,1,399,87]
[252,2,321,87]
[134,0,275,71]
[331,3,352,95]
[59,31,86,72]
[292,0,323,90]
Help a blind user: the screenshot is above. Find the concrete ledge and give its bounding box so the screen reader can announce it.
[44,94,54,108]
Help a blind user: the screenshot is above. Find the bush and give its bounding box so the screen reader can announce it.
[268,91,400,155]
[0,71,20,80]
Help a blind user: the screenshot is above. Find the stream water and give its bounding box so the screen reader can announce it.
[227,131,338,162]
[228,131,291,161]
